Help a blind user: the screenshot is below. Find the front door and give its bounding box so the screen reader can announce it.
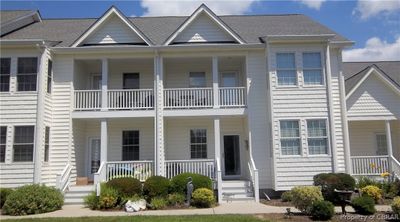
[88,138,101,179]
[223,135,241,178]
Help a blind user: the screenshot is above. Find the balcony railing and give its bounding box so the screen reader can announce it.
[107,89,153,110]
[74,90,101,110]
[165,159,215,179]
[219,87,246,107]
[164,88,213,109]
[351,155,389,175]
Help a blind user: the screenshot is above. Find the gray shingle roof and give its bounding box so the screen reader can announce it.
[343,61,400,94]
[0,10,35,25]
[1,12,349,47]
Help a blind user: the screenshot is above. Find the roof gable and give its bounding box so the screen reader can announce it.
[71,6,152,47]
[163,4,244,45]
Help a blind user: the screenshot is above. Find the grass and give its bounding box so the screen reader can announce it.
[2,215,267,222]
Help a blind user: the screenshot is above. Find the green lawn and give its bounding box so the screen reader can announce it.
[3,215,267,222]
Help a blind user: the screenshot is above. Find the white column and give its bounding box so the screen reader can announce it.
[212,56,219,108]
[100,119,108,162]
[154,55,165,176]
[386,120,393,172]
[101,58,108,110]
[214,117,221,160]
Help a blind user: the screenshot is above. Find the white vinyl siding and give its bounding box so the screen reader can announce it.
[280,120,301,155]
[307,119,328,155]
[276,53,296,86]
[17,57,38,91]
[190,129,207,159]
[303,52,323,85]
[13,126,35,162]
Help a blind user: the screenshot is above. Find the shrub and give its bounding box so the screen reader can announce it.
[84,191,99,210]
[361,185,382,203]
[392,196,400,217]
[310,200,335,221]
[314,173,355,204]
[170,173,212,194]
[106,177,142,197]
[192,188,215,208]
[167,193,185,206]
[351,196,376,215]
[357,176,380,189]
[98,184,119,209]
[150,197,168,210]
[290,186,323,215]
[143,176,170,199]
[281,190,293,202]
[0,188,13,208]
[382,180,400,198]
[2,184,63,216]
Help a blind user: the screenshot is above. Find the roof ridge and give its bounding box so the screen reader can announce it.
[345,65,372,81]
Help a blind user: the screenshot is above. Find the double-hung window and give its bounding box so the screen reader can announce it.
[307,119,328,155]
[276,53,296,86]
[280,120,301,155]
[303,52,323,85]
[44,127,50,162]
[17,57,38,91]
[122,131,139,161]
[0,126,6,162]
[0,58,11,92]
[13,126,35,162]
[47,60,53,93]
[189,72,206,88]
[190,129,207,159]
[376,134,388,155]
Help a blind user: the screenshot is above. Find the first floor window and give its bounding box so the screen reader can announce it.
[122,131,139,161]
[0,126,6,162]
[0,58,11,92]
[44,127,50,162]
[376,134,388,155]
[47,60,52,93]
[276,53,297,86]
[303,52,323,85]
[17,57,37,91]
[190,129,207,159]
[307,119,328,155]
[280,120,300,155]
[13,126,34,162]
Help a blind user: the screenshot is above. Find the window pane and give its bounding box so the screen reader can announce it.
[308,138,327,155]
[277,53,295,69]
[190,129,207,159]
[17,74,37,91]
[122,131,139,161]
[0,58,11,74]
[280,121,299,137]
[44,127,50,162]
[0,127,6,162]
[376,134,388,155]
[123,73,140,89]
[13,126,34,162]
[47,60,52,93]
[304,70,322,85]
[277,70,297,85]
[0,58,11,92]
[281,139,300,155]
[14,126,34,143]
[18,58,37,74]
[189,72,206,88]
[0,75,10,92]
[13,145,34,162]
[307,120,327,137]
[303,53,321,69]
[221,73,237,87]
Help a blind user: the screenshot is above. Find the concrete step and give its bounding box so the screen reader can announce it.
[65,192,90,198]
[222,192,254,198]
[64,185,94,205]
[221,180,251,188]
[68,185,94,192]
[221,187,252,193]
[221,196,255,202]
[64,197,85,205]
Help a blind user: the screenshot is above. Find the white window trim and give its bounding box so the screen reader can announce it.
[278,119,302,157]
[305,118,330,156]
[275,51,299,88]
[301,50,326,88]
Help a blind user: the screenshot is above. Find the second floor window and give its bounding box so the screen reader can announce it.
[0,58,11,92]
[122,130,139,161]
[0,126,6,163]
[13,126,34,162]
[280,120,300,155]
[307,119,328,155]
[123,73,140,89]
[189,72,206,88]
[190,129,207,159]
[17,57,38,91]
[303,52,323,85]
[47,60,53,93]
[276,53,296,86]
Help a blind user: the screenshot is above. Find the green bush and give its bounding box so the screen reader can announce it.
[382,179,400,198]
[143,176,170,199]
[290,186,323,215]
[357,176,380,189]
[361,185,382,203]
[98,183,119,209]
[392,196,400,217]
[170,173,212,194]
[281,190,293,202]
[2,184,64,216]
[313,173,355,204]
[310,200,335,221]
[167,193,185,206]
[150,197,168,210]
[192,188,215,208]
[106,177,142,197]
[84,191,99,210]
[351,196,376,215]
[0,188,13,208]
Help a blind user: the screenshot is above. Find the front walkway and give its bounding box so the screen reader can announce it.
[0,202,392,220]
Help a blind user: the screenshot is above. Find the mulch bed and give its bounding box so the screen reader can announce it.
[255,212,399,222]
[260,199,293,207]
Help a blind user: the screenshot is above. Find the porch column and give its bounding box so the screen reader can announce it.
[100,119,108,162]
[214,117,221,160]
[212,56,219,108]
[101,58,108,111]
[385,120,393,172]
[154,55,165,176]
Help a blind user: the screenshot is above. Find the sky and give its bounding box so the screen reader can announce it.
[1,0,399,62]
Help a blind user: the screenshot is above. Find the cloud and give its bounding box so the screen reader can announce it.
[296,0,326,10]
[342,37,400,62]
[353,0,400,20]
[140,0,257,16]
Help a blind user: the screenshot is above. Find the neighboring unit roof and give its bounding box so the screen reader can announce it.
[1,12,350,47]
[0,10,35,25]
[343,61,400,94]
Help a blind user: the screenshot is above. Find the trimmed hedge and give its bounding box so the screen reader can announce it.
[106,177,142,197]
[0,188,13,208]
[361,185,382,203]
[392,196,400,217]
[143,176,170,198]
[170,173,212,194]
[290,186,323,215]
[310,200,335,221]
[192,188,215,208]
[2,184,63,216]
[351,196,376,215]
[313,173,355,204]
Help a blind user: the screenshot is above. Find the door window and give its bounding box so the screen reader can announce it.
[221,72,237,87]
[90,139,101,174]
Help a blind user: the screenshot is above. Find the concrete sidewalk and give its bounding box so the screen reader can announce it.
[0,202,392,220]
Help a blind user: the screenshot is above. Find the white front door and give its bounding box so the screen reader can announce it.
[88,138,101,179]
[222,135,241,179]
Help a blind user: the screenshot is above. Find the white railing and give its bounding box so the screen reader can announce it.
[106,160,154,182]
[248,157,260,202]
[74,90,101,110]
[94,161,106,196]
[216,157,222,204]
[165,159,215,179]
[164,88,213,108]
[390,156,400,180]
[107,89,154,110]
[219,87,246,107]
[56,163,72,193]
[351,155,389,175]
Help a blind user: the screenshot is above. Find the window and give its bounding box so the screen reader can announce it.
[17,57,37,91]
[307,119,328,155]
[0,58,11,92]
[13,126,34,162]
[221,72,237,87]
[47,60,52,93]
[44,127,50,162]
[189,72,206,88]
[122,131,139,161]
[376,134,388,155]
[123,73,140,89]
[190,129,207,159]
[0,126,6,162]
[303,52,323,85]
[91,75,102,90]
[280,120,301,155]
[276,53,296,86]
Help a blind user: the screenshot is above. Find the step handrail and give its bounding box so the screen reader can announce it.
[390,156,400,180]
[56,163,72,193]
[216,157,222,204]
[248,156,260,202]
[94,161,106,196]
